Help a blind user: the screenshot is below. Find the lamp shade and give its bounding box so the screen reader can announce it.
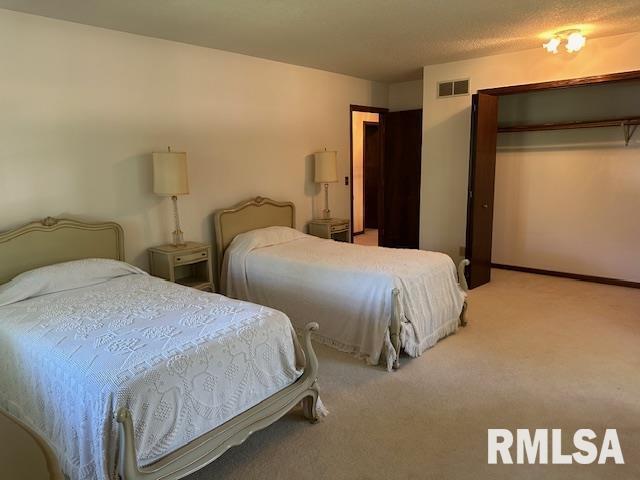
[314,150,338,183]
[153,152,189,195]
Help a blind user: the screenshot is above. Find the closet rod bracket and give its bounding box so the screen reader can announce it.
[623,122,637,146]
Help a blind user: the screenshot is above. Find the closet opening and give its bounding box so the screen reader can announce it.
[466,70,640,290]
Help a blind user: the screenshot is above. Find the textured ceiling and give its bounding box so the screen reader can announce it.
[2,0,640,82]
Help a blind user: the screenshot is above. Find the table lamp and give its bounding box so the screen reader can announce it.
[314,150,338,220]
[153,148,189,246]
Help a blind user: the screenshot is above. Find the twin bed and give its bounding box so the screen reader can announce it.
[0,199,468,480]
[214,196,469,370]
[0,217,322,480]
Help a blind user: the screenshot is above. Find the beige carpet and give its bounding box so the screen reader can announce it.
[354,229,379,246]
[190,269,640,479]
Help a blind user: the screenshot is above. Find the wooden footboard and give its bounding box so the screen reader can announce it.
[115,322,322,480]
[388,258,470,369]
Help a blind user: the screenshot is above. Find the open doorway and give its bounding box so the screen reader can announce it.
[350,104,423,248]
[351,106,386,245]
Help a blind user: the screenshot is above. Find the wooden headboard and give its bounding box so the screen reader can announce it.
[213,196,295,276]
[0,217,124,284]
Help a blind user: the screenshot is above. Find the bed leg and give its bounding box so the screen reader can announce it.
[390,288,401,369]
[457,259,470,327]
[457,259,470,293]
[302,389,320,423]
[300,322,321,423]
[459,301,468,327]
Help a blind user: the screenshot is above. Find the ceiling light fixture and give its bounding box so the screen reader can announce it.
[543,37,561,54]
[565,31,587,52]
[543,29,586,54]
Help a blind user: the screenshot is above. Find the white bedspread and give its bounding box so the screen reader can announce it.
[0,259,302,480]
[222,227,466,368]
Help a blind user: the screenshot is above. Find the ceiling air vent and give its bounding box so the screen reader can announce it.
[437,79,470,98]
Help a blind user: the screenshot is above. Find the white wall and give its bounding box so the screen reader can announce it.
[493,83,640,282]
[388,80,423,111]
[421,32,640,263]
[0,9,387,269]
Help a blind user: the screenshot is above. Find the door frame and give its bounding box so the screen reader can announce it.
[466,69,640,288]
[349,105,388,242]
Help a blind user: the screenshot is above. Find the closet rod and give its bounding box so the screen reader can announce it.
[498,117,640,134]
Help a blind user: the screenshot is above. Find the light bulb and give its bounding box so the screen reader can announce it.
[543,37,560,54]
[566,32,586,52]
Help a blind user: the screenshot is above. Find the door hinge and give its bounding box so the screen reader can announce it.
[468,190,473,199]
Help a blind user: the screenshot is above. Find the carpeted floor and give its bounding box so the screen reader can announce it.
[189,269,640,479]
[354,229,379,246]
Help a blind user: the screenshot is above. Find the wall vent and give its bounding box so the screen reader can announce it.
[437,79,470,98]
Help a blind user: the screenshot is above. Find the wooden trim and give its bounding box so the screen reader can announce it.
[349,106,354,240]
[377,111,387,246]
[492,263,640,289]
[498,116,640,133]
[350,104,389,114]
[465,94,478,286]
[479,70,640,96]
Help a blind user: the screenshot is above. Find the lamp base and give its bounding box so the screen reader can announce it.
[171,195,186,247]
[172,229,185,247]
[322,183,331,220]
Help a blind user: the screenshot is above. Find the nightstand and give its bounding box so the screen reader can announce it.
[308,218,350,242]
[148,242,214,292]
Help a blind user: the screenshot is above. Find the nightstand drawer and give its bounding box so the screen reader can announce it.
[308,218,350,242]
[149,242,214,292]
[175,249,208,265]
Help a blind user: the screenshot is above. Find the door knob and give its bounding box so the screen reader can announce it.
[482,203,488,209]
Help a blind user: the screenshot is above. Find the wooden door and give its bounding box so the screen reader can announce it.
[382,109,422,249]
[465,93,499,288]
[363,122,381,229]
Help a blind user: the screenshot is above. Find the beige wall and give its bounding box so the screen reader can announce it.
[388,80,423,111]
[0,9,387,268]
[493,83,640,282]
[351,111,379,232]
[421,31,640,263]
